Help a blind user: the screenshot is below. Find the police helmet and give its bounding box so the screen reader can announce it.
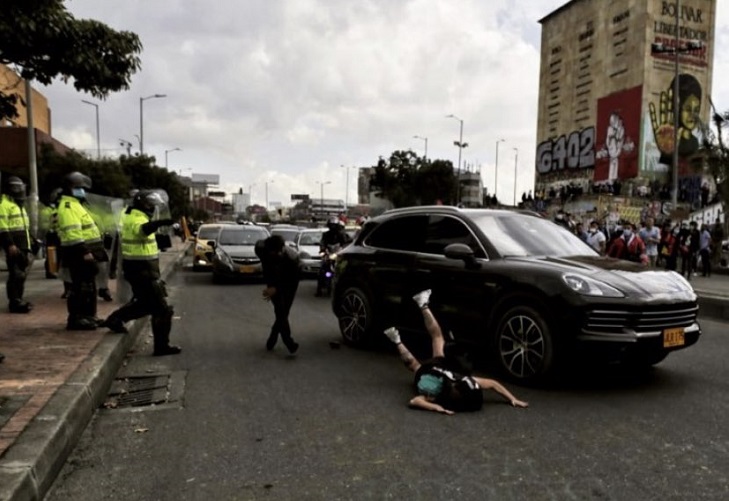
[132,190,165,215]
[3,176,26,202]
[63,171,92,191]
[327,216,340,230]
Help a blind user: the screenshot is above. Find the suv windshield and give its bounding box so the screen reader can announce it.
[299,231,325,246]
[469,213,597,257]
[219,228,267,246]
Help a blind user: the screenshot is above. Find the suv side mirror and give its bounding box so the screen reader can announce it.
[444,243,480,269]
[209,240,216,249]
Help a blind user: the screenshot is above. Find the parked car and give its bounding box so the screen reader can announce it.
[211,225,270,283]
[295,228,327,276]
[192,223,225,271]
[332,206,701,383]
[269,224,302,245]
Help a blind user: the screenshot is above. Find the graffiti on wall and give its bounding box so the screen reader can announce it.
[593,86,641,182]
[535,127,595,176]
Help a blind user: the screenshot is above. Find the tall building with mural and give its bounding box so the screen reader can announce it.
[535,0,717,210]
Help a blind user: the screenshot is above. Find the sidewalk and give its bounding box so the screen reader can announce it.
[0,238,190,501]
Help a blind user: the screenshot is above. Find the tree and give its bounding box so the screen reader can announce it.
[370,151,457,208]
[700,109,729,225]
[36,146,192,219]
[0,0,142,118]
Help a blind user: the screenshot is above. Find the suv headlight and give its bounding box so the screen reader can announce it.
[196,243,207,251]
[215,247,233,266]
[562,274,624,298]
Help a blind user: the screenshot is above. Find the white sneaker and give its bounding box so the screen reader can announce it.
[383,327,401,344]
[412,289,431,309]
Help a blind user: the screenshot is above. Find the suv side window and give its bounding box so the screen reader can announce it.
[365,215,427,252]
[424,215,485,257]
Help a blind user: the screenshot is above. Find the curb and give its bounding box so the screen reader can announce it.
[0,243,191,501]
[698,294,729,322]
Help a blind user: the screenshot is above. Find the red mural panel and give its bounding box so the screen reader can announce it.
[593,85,641,182]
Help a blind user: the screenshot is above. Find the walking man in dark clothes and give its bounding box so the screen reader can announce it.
[255,234,301,354]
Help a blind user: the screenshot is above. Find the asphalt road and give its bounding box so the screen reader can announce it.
[46,264,729,501]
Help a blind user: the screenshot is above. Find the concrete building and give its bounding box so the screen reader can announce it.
[232,192,251,214]
[0,65,69,177]
[535,0,717,208]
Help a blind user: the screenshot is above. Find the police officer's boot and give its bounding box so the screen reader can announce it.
[152,308,181,356]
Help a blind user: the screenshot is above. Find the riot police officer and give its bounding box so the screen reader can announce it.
[0,176,32,313]
[57,172,104,330]
[100,190,181,356]
[40,187,62,279]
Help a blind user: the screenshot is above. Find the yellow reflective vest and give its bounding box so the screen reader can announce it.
[57,195,102,250]
[0,194,31,250]
[39,205,58,234]
[121,208,159,260]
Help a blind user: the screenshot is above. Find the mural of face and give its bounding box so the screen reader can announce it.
[680,94,701,133]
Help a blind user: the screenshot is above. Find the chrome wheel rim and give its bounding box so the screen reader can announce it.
[340,292,368,343]
[498,314,545,379]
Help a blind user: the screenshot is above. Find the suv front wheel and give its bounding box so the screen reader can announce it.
[493,304,555,383]
[336,286,374,346]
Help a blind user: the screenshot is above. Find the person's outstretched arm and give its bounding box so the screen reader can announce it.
[473,377,529,408]
[409,396,454,415]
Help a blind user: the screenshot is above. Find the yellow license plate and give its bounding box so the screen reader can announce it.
[239,265,255,273]
[663,328,685,348]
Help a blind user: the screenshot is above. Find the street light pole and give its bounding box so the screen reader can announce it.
[495,138,504,201]
[164,147,181,169]
[513,148,519,206]
[341,165,349,211]
[672,0,680,209]
[265,180,274,208]
[446,115,469,205]
[139,93,166,155]
[81,100,100,159]
[316,180,332,220]
[413,135,428,160]
[650,1,704,209]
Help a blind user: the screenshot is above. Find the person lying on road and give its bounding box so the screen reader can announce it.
[384,289,529,415]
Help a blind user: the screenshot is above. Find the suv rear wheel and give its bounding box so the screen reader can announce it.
[337,287,373,346]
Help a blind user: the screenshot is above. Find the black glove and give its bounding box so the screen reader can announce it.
[141,219,176,235]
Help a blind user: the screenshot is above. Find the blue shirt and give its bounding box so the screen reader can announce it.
[700,230,712,251]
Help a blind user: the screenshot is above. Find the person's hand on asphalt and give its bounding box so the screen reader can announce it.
[511,399,529,408]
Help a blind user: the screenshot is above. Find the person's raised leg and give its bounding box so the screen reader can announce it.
[412,290,445,358]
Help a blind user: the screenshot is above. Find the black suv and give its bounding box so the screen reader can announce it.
[331,206,701,383]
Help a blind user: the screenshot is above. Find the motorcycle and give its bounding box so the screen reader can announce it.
[315,244,340,297]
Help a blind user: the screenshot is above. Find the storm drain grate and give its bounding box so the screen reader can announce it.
[104,375,171,409]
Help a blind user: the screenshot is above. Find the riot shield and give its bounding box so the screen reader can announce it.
[151,189,173,251]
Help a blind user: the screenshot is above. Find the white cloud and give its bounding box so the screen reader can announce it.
[38,0,728,208]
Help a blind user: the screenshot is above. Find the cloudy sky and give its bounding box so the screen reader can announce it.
[40,0,729,207]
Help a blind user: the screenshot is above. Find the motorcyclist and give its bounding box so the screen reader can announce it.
[319,216,350,250]
[315,217,351,297]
